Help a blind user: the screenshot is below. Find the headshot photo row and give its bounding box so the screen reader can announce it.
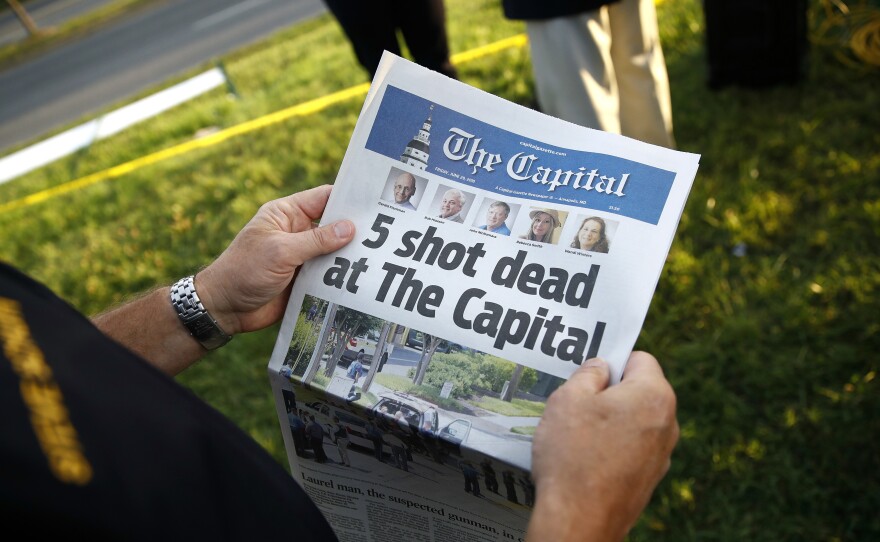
[380,166,618,253]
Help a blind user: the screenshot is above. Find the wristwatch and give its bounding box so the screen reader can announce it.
[170,275,233,350]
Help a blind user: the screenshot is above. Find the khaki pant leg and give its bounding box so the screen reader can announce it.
[608,0,675,147]
[524,10,620,134]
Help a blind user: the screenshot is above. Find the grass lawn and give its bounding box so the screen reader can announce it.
[375,373,418,390]
[471,396,545,417]
[1,0,878,539]
[511,426,536,437]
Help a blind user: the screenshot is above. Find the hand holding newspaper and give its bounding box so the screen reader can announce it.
[268,53,699,541]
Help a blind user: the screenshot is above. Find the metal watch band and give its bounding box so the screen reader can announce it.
[170,275,232,350]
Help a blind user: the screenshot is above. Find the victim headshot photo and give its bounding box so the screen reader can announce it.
[519,207,567,245]
[380,166,426,211]
[429,185,474,223]
[473,198,517,236]
[570,215,618,254]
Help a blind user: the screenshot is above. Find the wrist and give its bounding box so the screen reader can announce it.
[169,275,234,350]
[191,268,240,335]
[528,480,624,542]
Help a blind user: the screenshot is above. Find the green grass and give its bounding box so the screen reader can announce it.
[353,391,378,408]
[1,0,879,540]
[470,396,545,417]
[375,373,419,392]
[311,373,330,389]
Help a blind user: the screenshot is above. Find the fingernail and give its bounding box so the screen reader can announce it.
[333,221,353,238]
[585,358,606,368]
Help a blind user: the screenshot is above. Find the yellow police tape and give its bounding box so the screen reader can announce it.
[0,34,529,215]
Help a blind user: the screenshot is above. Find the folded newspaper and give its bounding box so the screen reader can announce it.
[267,52,699,541]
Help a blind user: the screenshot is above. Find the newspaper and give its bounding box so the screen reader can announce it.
[266,52,699,541]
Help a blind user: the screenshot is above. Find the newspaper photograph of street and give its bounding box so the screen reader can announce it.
[281,294,564,473]
[278,382,536,524]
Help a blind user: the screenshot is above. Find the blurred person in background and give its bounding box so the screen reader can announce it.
[502,0,675,148]
[323,0,458,79]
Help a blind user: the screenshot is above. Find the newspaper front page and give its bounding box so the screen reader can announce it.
[267,53,700,541]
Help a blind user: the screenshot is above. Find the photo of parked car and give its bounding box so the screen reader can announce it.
[337,347,372,369]
[369,391,476,462]
[371,391,439,432]
[337,333,381,368]
[405,330,423,349]
[404,329,465,353]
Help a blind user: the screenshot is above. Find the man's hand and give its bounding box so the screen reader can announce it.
[197,185,354,335]
[93,185,354,375]
[527,352,679,541]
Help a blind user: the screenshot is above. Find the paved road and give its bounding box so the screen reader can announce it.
[0,0,117,47]
[0,0,326,155]
[383,345,422,376]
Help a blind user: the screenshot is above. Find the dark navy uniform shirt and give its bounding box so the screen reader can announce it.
[0,263,336,540]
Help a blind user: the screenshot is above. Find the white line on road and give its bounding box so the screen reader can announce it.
[192,0,271,31]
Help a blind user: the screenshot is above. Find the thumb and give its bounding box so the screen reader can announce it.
[288,220,355,264]
[565,357,611,395]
